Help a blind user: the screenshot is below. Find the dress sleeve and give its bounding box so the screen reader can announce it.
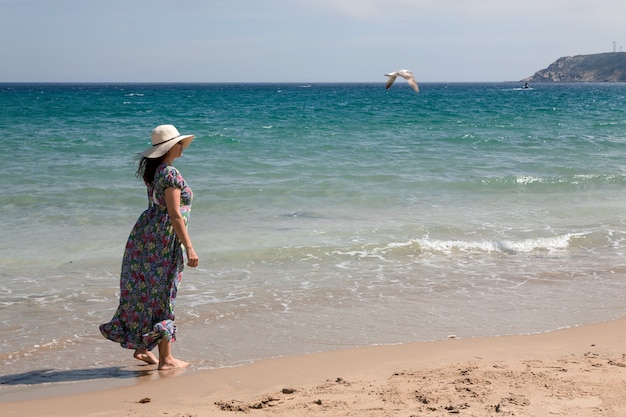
[163,166,186,190]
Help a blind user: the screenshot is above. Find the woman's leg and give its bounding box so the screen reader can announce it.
[133,348,158,364]
[157,338,190,370]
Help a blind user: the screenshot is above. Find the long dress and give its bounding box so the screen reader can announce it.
[100,163,193,351]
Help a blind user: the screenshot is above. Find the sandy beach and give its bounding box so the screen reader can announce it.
[1,316,624,417]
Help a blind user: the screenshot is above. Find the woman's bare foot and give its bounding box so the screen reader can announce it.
[158,357,190,371]
[134,349,158,365]
[156,338,189,370]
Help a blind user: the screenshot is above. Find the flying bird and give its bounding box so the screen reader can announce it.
[384,69,419,93]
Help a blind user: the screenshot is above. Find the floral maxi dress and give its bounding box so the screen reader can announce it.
[100,163,193,351]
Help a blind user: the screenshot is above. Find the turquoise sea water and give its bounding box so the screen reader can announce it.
[1,82,626,395]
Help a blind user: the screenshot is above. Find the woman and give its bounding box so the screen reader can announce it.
[100,124,199,370]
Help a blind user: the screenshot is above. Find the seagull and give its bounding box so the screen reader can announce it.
[384,69,419,93]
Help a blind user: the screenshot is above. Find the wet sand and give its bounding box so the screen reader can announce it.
[1,316,625,417]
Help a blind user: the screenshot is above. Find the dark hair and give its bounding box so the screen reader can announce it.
[136,155,166,185]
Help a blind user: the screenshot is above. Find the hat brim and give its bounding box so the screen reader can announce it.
[141,134,194,158]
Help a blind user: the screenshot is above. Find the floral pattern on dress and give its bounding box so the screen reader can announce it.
[100,163,192,351]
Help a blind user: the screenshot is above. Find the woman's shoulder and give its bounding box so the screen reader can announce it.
[157,164,185,188]
[156,163,181,176]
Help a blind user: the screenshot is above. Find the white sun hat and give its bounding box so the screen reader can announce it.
[141,124,194,158]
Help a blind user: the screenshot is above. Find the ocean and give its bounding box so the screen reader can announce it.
[1,82,626,395]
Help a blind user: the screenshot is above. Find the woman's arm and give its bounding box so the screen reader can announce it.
[165,187,199,267]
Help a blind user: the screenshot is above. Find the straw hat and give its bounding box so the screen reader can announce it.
[141,124,194,158]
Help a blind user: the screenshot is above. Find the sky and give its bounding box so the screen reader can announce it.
[0,0,624,83]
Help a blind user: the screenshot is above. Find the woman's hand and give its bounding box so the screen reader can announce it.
[165,187,199,268]
[186,246,199,267]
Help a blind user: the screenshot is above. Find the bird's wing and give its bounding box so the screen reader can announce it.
[396,70,419,93]
[385,74,398,89]
[407,78,420,93]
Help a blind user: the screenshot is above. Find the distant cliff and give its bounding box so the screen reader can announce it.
[522,52,626,82]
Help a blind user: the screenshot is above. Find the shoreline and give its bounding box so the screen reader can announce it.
[1,317,625,416]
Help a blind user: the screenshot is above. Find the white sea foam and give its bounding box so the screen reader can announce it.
[430,234,571,254]
[515,175,544,185]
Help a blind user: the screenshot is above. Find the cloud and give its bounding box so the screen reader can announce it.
[290,0,626,26]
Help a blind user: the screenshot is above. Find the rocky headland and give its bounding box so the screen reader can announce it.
[523,52,626,82]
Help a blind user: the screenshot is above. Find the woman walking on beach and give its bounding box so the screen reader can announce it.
[100,124,199,370]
